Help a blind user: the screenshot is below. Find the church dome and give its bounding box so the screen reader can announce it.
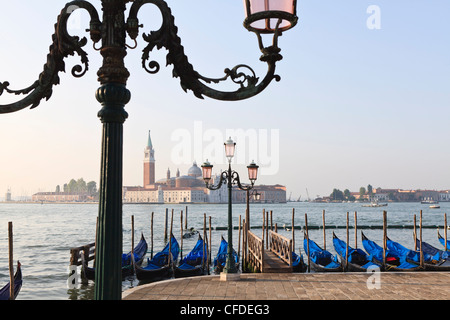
[187,161,202,178]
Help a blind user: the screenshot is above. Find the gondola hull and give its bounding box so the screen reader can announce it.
[0,262,22,300]
[135,264,172,281]
[81,234,148,281]
[174,264,205,278]
[292,252,307,273]
[333,232,382,272]
[175,235,208,278]
[213,237,239,274]
[415,238,450,271]
[135,235,179,282]
[361,232,423,272]
[304,236,342,272]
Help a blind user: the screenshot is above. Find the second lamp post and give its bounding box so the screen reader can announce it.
[201,138,259,274]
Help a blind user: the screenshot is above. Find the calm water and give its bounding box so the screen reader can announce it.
[0,201,448,300]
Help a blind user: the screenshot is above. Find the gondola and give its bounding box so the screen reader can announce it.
[135,234,179,282]
[414,238,450,271]
[386,237,434,265]
[82,233,148,281]
[0,261,22,300]
[303,233,342,272]
[174,235,208,278]
[292,251,307,273]
[361,232,422,271]
[213,236,239,274]
[332,232,381,272]
[438,230,450,251]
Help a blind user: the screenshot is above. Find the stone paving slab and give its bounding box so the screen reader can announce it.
[123,272,450,300]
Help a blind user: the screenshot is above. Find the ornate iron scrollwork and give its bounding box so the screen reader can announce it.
[127,0,283,101]
[0,1,101,114]
[0,0,288,113]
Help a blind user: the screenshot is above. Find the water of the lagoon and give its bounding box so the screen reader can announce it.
[0,201,448,300]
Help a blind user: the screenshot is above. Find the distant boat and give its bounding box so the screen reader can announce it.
[430,205,440,209]
[421,200,438,204]
[362,202,387,207]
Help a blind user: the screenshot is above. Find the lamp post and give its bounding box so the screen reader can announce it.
[202,138,259,274]
[0,0,297,299]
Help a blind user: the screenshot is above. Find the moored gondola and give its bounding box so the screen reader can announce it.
[332,232,381,272]
[292,251,307,272]
[82,233,148,281]
[438,230,450,251]
[414,238,450,271]
[0,261,22,300]
[361,232,422,271]
[174,235,208,278]
[303,233,342,272]
[213,236,239,274]
[387,237,436,267]
[135,234,179,282]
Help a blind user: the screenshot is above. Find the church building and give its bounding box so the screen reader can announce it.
[123,131,286,204]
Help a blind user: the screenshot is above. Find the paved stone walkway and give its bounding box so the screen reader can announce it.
[123,272,450,300]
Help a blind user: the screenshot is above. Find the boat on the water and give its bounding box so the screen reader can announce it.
[82,234,148,281]
[414,238,450,271]
[0,261,22,300]
[174,235,208,278]
[135,234,179,282]
[361,232,422,271]
[362,202,387,207]
[303,233,342,272]
[213,236,239,274]
[332,232,381,272]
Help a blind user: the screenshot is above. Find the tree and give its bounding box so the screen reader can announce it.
[330,188,345,201]
[359,187,366,199]
[87,181,97,195]
[343,189,351,199]
[55,185,60,193]
[68,179,77,193]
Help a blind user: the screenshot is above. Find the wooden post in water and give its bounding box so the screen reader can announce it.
[292,208,295,254]
[445,213,448,252]
[185,206,188,230]
[203,213,206,271]
[131,215,134,254]
[180,210,183,261]
[346,212,349,271]
[322,210,326,250]
[382,211,387,270]
[209,216,212,265]
[354,211,358,249]
[168,209,174,265]
[420,210,424,269]
[164,208,168,243]
[270,210,273,231]
[266,210,269,249]
[262,209,265,249]
[305,213,310,273]
[238,215,242,263]
[413,214,417,250]
[151,212,154,259]
[8,221,14,300]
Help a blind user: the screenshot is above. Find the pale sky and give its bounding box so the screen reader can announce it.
[0,1,449,200]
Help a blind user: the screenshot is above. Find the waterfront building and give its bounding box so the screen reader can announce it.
[32,192,89,202]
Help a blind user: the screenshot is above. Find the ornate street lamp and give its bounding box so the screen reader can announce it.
[201,139,259,275]
[0,0,297,299]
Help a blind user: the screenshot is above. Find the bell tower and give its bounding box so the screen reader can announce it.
[143,130,155,187]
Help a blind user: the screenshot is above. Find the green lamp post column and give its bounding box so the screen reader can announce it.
[94,0,130,300]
